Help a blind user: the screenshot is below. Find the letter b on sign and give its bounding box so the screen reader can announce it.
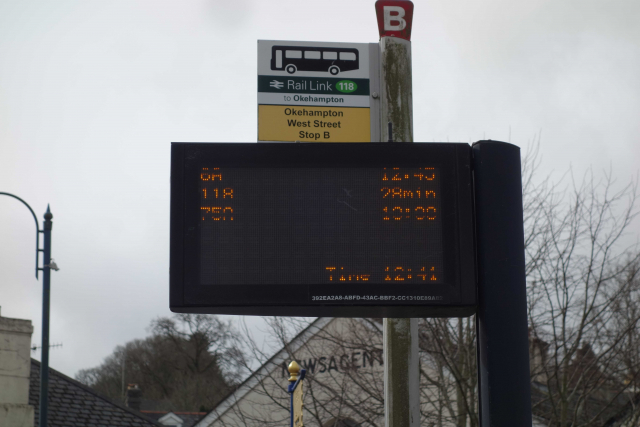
[375,0,414,41]
[384,6,406,31]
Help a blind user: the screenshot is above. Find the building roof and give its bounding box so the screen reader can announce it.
[195,317,334,427]
[142,411,206,427]
[29,359,162,427]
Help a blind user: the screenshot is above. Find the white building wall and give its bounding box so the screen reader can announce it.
[0,308,35,427]
[198,318,462,427]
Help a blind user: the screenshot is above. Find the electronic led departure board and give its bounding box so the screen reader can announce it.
[170,143,476,317]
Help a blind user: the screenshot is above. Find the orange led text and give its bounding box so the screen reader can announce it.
[201,206,233,221]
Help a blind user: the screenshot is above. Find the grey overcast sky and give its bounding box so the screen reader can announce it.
[1,0,639,378]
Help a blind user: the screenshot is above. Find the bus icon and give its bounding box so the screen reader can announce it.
[271,45,359,76]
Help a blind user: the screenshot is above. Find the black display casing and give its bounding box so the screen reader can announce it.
[170,142,476,317]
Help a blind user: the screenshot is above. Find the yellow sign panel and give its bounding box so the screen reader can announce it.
[258,105,370,142]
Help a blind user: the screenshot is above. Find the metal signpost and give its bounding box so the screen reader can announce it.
[376,0,414,143]
[373,2,419,426]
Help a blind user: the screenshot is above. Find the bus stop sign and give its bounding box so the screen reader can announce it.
[375,0,414,40]
[257,40,374,143]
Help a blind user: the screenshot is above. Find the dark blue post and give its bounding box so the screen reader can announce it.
[39,205,53,427]
[472,141,532,426]
[289,384,294,427]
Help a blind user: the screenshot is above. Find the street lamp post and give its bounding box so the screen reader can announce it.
[0,192,55,427]
[40,205,53,427]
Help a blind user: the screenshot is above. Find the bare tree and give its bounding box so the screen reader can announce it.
[526,166,640,426]
[419,317,478,427]
[418,144,640,426]
[151,313,247,386]
[76,314,246,412]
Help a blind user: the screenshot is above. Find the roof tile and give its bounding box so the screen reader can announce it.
[29,359,161,427]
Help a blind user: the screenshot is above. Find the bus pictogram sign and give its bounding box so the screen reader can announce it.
[271,45,360,76]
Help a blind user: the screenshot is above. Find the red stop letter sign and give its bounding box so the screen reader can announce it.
[375,0,414,41]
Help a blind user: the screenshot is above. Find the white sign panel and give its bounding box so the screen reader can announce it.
[258,40,371,108]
